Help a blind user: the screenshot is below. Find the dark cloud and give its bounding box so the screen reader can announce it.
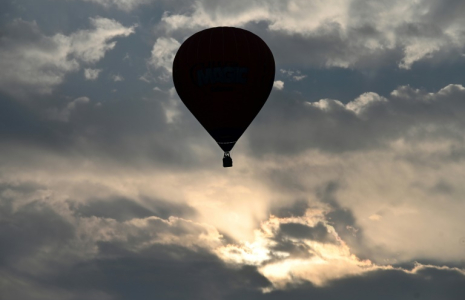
[279,222,335,243]
[247,84,465,157]
[73,197,196,221]
[252,267,465,300]
[317,181,370,259]
[51,243,271,300]
[271,199,309,218]
[1,239,272,300]
[2,261,464,300]
[0,93,70,150]
[430,180,455,195]
[73,198,157,221]
[0,87,217,171]
[0,13,216,167]
[0,199,75,268]
[247,91,380,156]
[270,239,314,260]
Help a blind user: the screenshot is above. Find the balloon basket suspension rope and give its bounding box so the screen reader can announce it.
[223,152,233,168]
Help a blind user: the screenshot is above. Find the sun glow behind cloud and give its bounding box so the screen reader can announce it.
[212,204,463,291]
[214,208,381,289]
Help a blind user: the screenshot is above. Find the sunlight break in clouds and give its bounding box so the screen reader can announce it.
[213,182,465,291]
[213,203,383,289]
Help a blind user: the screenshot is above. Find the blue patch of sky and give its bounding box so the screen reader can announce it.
[1,0,165,35]
[279,60,465,103]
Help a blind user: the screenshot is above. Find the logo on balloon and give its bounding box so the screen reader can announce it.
[190,62,249,90]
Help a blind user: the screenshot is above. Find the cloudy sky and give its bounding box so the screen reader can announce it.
[1,0,465,299]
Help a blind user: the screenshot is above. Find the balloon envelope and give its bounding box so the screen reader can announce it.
[172,27,275,164]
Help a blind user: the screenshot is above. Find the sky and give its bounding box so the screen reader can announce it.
[1,0,465,299]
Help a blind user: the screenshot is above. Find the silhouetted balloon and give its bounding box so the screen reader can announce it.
[173,27,275,167]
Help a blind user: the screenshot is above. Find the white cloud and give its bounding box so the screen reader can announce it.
[159,0,465,69]
[0,20,79,97]
[148,37,180,73]
[160,0,350,33]
[79,0,151,11]
[280,69,307,81]
[69,17,136,64]
[308,98,344,111]
[399,38,443,69]
[345,92,388,115]
[0,17,135,98]
[161,87,182,123]
[84,68,102,80]
[142,37,181,83]
[292,75,307,81]
[273,80,284,90]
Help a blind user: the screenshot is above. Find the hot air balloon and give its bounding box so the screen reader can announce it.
[172,27,275,167]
